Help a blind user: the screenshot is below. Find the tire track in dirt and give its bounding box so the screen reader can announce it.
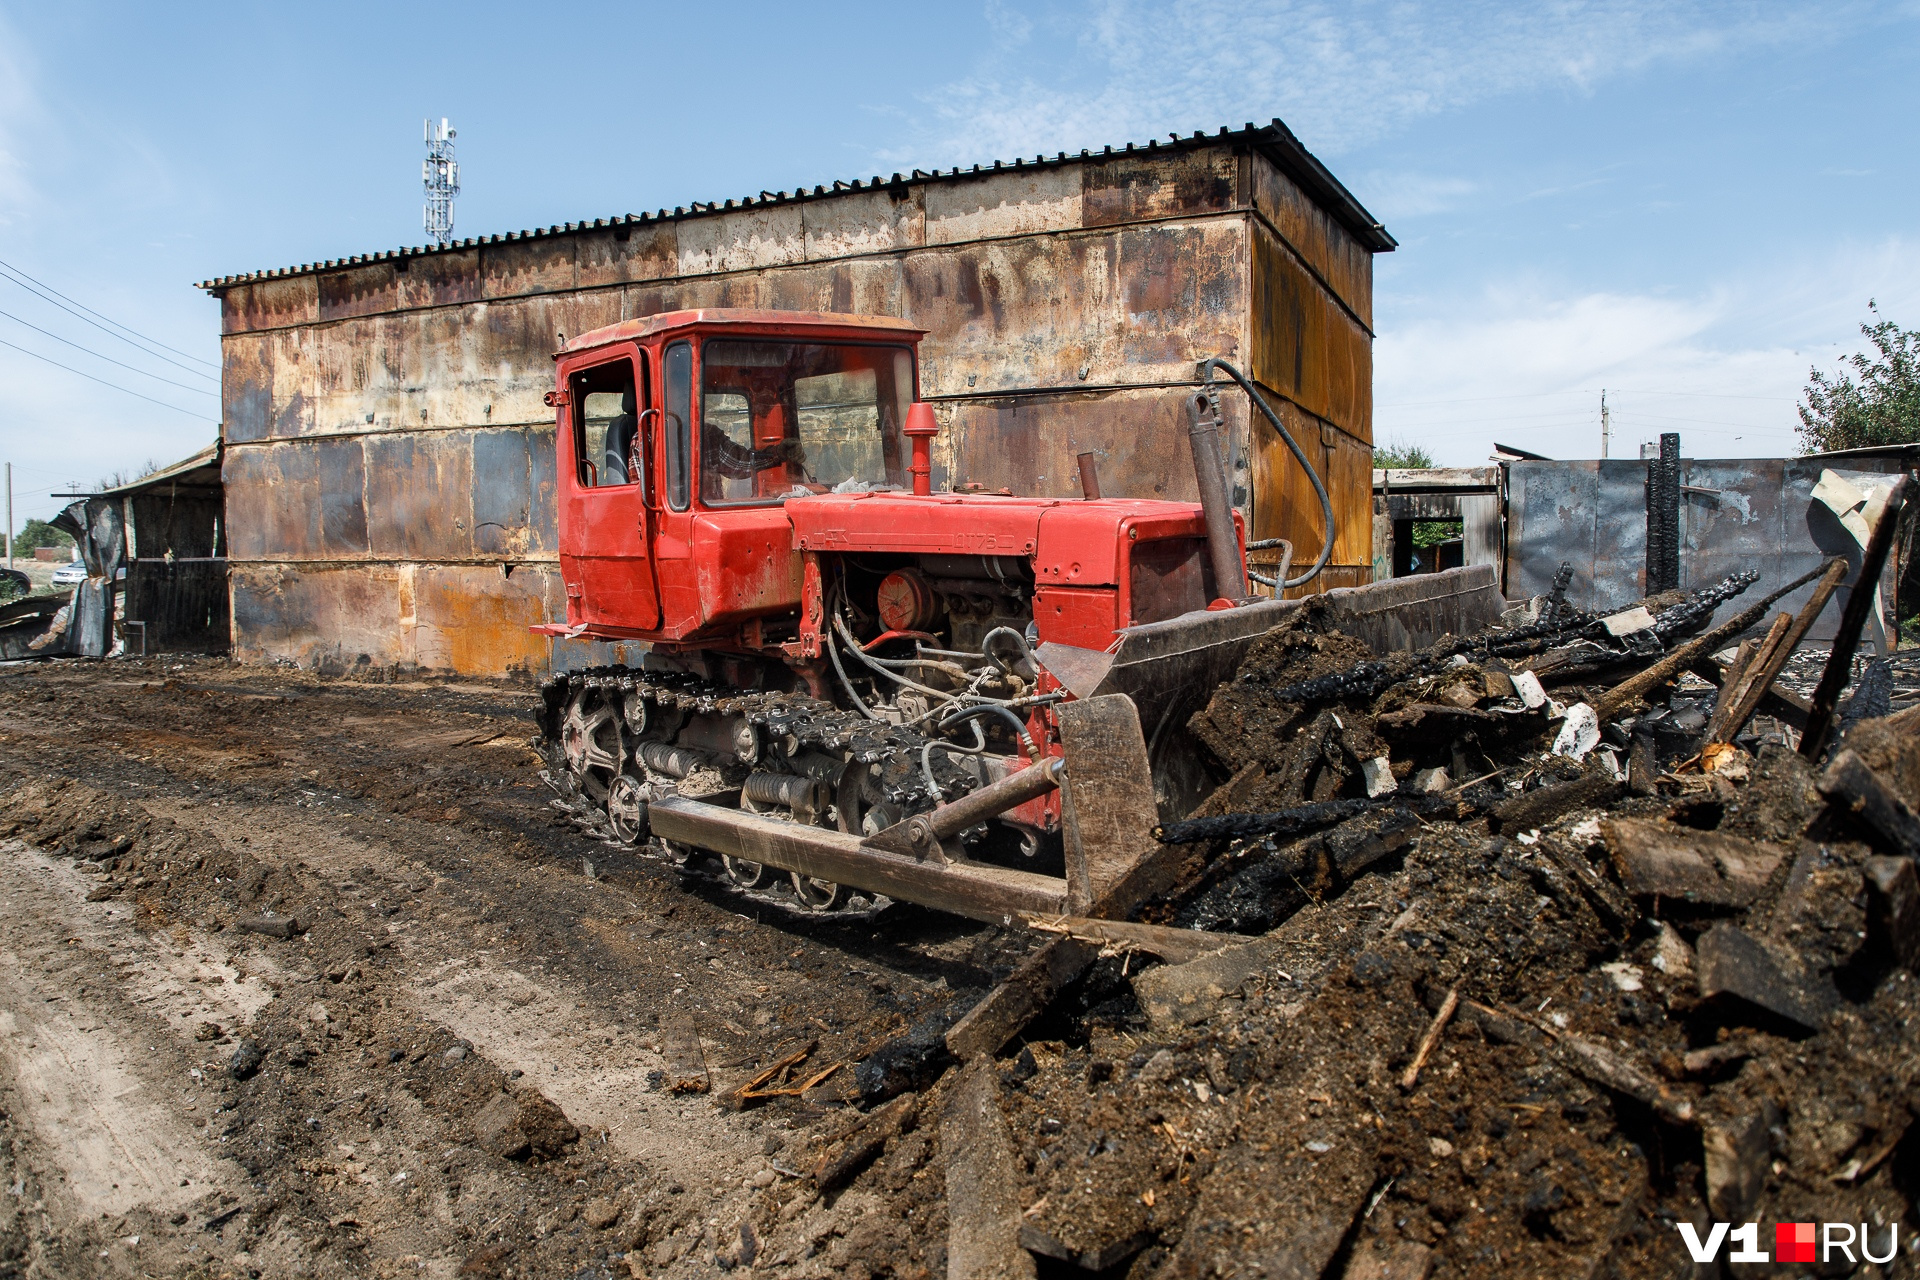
[0,838,282,1275]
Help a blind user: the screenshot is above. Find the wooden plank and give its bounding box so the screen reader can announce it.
[1022,915,1239,964]
[1055,695,1161,915]
[1708,557,1848,746]
[660,1017,710,1094]
[1602,818,1785,906]
[1705,612,1792,743]
[1803,480,1910,758]
[646,795,1068,924]
[1690,656,1812,729]
[942,1060,1036,1280]
[945,937,1100,1062]
[811,1092,919,1192]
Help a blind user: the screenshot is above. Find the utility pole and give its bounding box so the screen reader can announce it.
[4,462,11,569]
[1600,389,1611,460]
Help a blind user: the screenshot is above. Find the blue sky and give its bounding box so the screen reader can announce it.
[1,0,1916,528]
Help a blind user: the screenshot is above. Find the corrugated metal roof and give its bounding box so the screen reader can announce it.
[196,119,1393,292]
[86,442,222,498]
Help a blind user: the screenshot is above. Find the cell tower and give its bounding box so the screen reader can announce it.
[423,118,460,246]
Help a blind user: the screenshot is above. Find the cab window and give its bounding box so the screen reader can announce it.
[699,340,913,505]
[663,342,693,511]
[571,358,642,488]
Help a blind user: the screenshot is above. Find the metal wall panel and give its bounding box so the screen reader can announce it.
[1250,152,1373,330]
[229,562,564,674]
[1080,149,1238,228]
[1248,223,1372,438]
[1503,457,1906,641]
[937,385,1245,504]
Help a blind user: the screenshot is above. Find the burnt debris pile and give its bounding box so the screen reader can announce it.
[869,549,1920,1280]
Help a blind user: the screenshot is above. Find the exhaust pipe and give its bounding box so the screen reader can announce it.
[1183,391,1248,602]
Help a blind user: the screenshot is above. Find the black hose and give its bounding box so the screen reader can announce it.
[1198,358,1335,588]
[938,704,1040,762]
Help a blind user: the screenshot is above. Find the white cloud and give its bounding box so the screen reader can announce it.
[893,0,1853,167]
[1375,237,1920,465]
[1353,171,1479,220]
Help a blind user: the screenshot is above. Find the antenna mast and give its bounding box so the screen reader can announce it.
[423,118,460,246]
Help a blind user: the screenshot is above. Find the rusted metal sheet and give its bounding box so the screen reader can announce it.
[1250,153,1374,330]
[124,560,228,653]
[1504,456,1909,642]
[939,385,1237,504]
[223,438,368,559]
[210,132,1388,675]
[364,432,476,560]
[1249,223,1372,436]
[1249,392,1372,597]
[230,562,563,674]
[1081,148,1238,228]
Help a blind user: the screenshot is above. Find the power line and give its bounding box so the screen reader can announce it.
[0,334,214,421]
[0,307,218,397]
[0,258,219,378]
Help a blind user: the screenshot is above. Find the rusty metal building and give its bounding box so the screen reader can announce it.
[200,119,1393,676]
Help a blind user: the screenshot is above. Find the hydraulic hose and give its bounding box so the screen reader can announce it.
[938,704,1040,762]
[1198,357,1335,589]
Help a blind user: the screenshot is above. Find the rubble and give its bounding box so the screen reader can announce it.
[904,494,1920,1277]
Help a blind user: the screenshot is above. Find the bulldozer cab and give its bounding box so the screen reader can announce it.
[552,310,926,641]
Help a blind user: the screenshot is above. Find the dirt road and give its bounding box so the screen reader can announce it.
[0,657,994,1278]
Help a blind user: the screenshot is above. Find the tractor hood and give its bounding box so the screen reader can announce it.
[783,491,1211,587]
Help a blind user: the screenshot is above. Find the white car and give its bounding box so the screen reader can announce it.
[49,560,89,588]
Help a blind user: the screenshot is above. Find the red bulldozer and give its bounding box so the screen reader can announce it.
[534,308,1482,920]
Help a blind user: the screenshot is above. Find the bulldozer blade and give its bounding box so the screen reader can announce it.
[1056,694,1162,914]
[1036,564,1504,768]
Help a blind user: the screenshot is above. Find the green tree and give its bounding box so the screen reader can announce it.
[1373,439,1435,469]
[14,518,73,551]
[1373,439,1455,548]
[1798,302,1920,453]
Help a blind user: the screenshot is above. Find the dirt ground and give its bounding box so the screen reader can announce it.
[0,656,1007,1279]
[6,614,1920,1280]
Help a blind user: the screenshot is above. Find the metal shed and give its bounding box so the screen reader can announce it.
[199,119,1393,676]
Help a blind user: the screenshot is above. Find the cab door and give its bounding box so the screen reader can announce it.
[557,349,662,631]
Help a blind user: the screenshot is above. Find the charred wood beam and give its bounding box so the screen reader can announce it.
[1819,750,1920,860]
[1595,561,1834,721]
[1706,557,1848,747]
[1801,474,1912,760]
[1645,433,1682,596]
[1689,657,1812,730]
[1488,771,1622,835]
[1255,569,1760,709]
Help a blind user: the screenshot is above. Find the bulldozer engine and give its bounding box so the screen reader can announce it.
[533,307,1323,921]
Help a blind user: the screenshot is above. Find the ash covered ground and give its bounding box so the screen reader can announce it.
[3,596,1920,1278]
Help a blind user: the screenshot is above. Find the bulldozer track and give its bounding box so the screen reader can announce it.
[536,666,1014,912]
